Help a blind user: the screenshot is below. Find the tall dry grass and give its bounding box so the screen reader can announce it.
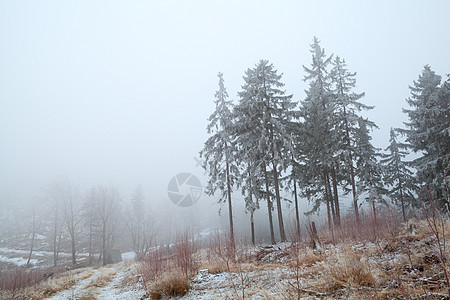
[139,231,197,299]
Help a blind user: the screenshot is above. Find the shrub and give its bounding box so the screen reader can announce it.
[148,272,190,299]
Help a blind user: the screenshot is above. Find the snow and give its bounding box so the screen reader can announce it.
[185,266,290,299]
[0,247,89,258]
[97,269,145,299]
[0,255,39,266]
[48,269,101,300]
[121,251,136,261]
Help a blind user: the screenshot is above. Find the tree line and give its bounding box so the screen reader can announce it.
[201,37,450,246]
[23,180,153,267]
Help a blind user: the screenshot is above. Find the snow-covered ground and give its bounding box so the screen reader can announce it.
[0,254,40,266]
[0,247,88,257]
[97,267,145,299]
[48,269,102,300]
[48,264,146,300]
[121,251,137,261]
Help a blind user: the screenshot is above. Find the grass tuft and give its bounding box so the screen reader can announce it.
[148,272,190,299]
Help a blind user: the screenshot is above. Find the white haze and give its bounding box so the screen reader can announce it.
[0,1,449,232]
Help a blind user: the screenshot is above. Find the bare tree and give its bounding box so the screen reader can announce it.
[46,180,65,267]
[93,185,122,265]
[26,205,41,267]
[83,188,100,265]
[61,180,82,266]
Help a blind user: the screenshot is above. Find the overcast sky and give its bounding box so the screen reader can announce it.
[1,0,449,207]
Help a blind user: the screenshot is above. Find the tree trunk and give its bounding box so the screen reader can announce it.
[225,154,235,251]
[343,106,360,224]
[331,167,341,227]
[325,193,333,233]
[293,176,301,240]
[350,161,360,224]
[88,220,93,265]
[325,171,336,226]
[396,169,406,222]
[372,201,378,237]
[27,209,36,268]
[248,171,256,246]
[27,233,35,268]
[250,210,255,246]
[71,235,76,265]
[263,163,276,244]
[102,219,107,265]
[272,159,286,242]
[53,207,58,267]
[323,171,334,232]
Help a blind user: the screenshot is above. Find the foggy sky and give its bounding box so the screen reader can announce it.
[1,0,449,209]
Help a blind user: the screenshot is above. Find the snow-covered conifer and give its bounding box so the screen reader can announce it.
[401,66,449,208]
[381,128,417,220]
[200,72,238,248]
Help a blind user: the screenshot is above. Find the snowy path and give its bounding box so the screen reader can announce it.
[45,264,145,299]
[47,269,102,299]
[96,269,145,299]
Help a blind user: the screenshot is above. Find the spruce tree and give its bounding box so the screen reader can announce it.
[300,37,337,229]
[233,87,277,244]
[237,59,296,242]
[201,72,238,248]
[330,55,374,224]
[381,128,416,221]
[401,66,449,209]
[353,117,385,220]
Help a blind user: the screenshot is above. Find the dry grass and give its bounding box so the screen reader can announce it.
[295,248,326,267]
[325,256,375,289]
[119,262,141,288]
[0,268,95,300]
[86,267,116,288]
[147,271,190,299]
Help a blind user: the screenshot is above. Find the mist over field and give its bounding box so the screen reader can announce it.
[0,1,449,299]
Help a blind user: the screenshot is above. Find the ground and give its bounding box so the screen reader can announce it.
[1,218,449,299]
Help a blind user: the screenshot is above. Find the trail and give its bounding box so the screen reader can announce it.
[47,269,102,300]
[96,267,144,299]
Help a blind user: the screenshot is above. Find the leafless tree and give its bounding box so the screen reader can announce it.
[61,180,82,266]
[46,180,65,267]
[92,185,122,265]
[26,205,41,267]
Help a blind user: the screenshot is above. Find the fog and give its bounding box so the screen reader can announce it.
[1,1,449,245]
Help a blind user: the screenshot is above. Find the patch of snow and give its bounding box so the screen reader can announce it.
[48,269,101,300]
[0,247,89,258]
[97,269,146,299]
[0,255,39,266]
[121,251,137,261]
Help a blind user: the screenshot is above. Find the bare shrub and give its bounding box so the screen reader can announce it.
[327,206,402,244]
[0,267,44,294]
[421,185,450,296]
[174,230,196,278]
[139,246,166,289]
[208,231,235,272]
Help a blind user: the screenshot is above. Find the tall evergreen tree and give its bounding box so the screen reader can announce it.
[401,66,450,209]
[127,185,148,258]
[381,128,417,221]
[300,37,337,229]
[330,55,373,224]
[201,72,238,248]
[233,86,276,244]
[237,59,296,242]
[353,117,385,218]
